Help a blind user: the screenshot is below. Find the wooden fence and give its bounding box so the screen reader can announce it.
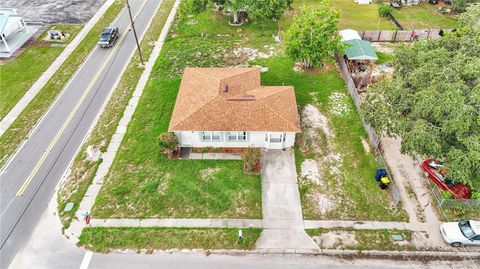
[358,29,450,42]
[335,53,401,205]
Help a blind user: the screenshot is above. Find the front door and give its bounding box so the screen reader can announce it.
[265,132,285,149]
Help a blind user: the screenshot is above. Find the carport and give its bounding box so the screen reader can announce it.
[0,8,38,58]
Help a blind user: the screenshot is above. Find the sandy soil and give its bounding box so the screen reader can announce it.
[380,137,445,249]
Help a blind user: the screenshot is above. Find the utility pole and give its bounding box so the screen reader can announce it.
[126,0,144,65]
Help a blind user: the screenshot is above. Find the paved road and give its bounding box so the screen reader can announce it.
[0,0,162,267]
[10,190,470,269]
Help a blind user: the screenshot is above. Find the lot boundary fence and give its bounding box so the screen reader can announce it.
[335,53,401,205]
[358,29,453,42]
[428,180,480,211]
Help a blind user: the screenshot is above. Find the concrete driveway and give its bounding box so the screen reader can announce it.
[256,149,319,251]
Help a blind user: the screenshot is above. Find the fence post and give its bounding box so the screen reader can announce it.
[393,30,398,42]
[377,30,381,42]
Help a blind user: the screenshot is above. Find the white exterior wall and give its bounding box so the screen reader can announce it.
[174,131,296,149]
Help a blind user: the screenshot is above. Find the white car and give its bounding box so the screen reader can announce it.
[440,220,480,247]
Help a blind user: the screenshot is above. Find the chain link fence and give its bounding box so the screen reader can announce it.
[427,179,480,209]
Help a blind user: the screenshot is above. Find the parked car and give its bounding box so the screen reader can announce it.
[98,27,119,48]
[421,159,471,199]
[440,220,480,247]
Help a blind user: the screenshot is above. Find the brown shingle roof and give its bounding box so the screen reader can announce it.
[168,68,301,132]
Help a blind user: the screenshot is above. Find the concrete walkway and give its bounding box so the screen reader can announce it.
[0,0,116,137]
[303,220,410,230]
[65,0,180,242]
[256,149,319,251]
[187,152,241,160]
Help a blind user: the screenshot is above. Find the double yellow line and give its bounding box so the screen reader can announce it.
[16,0,148,196]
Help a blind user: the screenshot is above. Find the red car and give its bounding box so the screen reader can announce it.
[421,159,471,200]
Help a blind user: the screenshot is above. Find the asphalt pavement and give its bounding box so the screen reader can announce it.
[0,0,163,267]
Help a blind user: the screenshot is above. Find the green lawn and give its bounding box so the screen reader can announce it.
[0,0,124,168]
[79,227,262,252]
[391,4,458,29]
[279,0,396,31]
[255,57,407,221]
[58,0,177,230]
[306,228,414,251]
[331,0,397,30]
[0,24,82,121]
[90,2,281,220]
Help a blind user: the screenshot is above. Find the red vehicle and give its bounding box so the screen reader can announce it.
[421,159,471,200]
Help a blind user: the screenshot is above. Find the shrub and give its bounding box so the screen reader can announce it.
[242,148,261,173]
[157,132,179,157]
[471,191,480,200]
[378,6,392,17]
[192,0,208,13]
[441,190,453,200]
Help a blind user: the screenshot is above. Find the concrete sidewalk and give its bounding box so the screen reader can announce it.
[66,0,180,242]
[0,0,116,137]
[256,149,319,251]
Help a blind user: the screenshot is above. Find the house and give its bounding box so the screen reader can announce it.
[0,8,38,58]
[168,68,301,150]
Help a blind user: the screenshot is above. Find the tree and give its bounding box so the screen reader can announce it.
[225,0,249,24]
[192,0,209,13]
[452,0,479,13]
[361,4,480,189]
[284,3,342,69]
[249,0,288,21]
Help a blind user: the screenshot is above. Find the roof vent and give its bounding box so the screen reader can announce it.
[222,84,228,92]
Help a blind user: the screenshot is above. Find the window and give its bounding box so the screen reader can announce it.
[459,221,476,239]
[269,133,282,143]
[472,235,480,241]
[227,132,247,141]
[201,131,222,142]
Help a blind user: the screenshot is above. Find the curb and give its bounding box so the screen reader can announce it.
[100,247,480,261]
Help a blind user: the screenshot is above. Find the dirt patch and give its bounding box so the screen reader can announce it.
[315,193,335,215]
[371,42,395,54]
[230,45,276,62]
[199,167,220,181]
[302,104,332,138]
[313,231,358,249]
[300,159,322,186]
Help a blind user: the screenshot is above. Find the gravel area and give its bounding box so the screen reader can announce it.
[2,0,107,23]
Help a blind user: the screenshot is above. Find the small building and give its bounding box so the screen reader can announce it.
[168,68,301,150]
[339,29,362,42]
[340,31,378,89]
[0,8,38,58]
[343,39,378,61]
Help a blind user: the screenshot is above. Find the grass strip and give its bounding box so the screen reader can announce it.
[0,24,83,120]
[78,227,262,253]
[306,228,414,251]
[58,0,177,230]
[0,0,124,168]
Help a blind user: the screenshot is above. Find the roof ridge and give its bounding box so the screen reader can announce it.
[247,86,291,100]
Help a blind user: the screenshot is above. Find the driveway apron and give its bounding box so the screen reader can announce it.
[256,149,319,251]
